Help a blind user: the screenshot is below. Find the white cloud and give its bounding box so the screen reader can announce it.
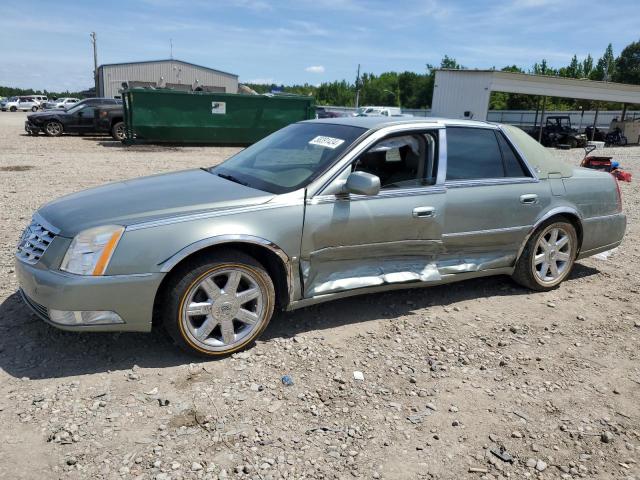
[305,65,325,74]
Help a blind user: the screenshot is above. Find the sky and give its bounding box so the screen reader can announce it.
[1,0,638,92]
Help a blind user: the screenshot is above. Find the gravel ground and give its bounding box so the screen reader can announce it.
[0,111,639,480]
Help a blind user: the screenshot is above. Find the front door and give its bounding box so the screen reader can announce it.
[70,106,96,131]
[301,129,447,297]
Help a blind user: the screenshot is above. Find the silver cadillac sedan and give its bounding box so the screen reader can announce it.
[16,117,626,356]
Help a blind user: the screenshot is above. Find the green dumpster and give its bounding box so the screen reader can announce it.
[122,88,315,145]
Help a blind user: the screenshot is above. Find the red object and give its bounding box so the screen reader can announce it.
[613,170,632,182]
[581,156,613,171]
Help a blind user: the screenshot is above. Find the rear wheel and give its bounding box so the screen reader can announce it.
[44,120,63,137]
[161,250,275,357]
[10,106,16,112]
[111,121,125,141]
[567,137,577,149]
[31,106,38,112]
[512,220,577,291]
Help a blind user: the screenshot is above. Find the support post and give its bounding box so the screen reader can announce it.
[590,104,600,142]
[537,96,546,144]
[621,103,627,121]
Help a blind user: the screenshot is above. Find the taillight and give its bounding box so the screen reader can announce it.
[613,175,623,212]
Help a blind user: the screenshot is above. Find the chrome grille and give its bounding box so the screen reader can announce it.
[16,220,56,265]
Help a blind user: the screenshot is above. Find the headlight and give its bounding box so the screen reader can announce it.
[60,225,124,275]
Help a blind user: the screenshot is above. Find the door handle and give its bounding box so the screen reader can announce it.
[520,194,538,205]
[412,206,435,218]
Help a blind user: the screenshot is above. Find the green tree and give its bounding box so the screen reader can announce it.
[614,40,640,84]
[582,54,594,78]
[590,43,616,81]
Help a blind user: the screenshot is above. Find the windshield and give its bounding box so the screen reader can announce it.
[65,102,86,113]
[210,123,366,194]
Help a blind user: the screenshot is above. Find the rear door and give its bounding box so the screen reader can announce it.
[301,128,447,297]
[441,126,547,272]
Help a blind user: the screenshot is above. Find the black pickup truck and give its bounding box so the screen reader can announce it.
[25,98,121,137]
[94,104,125,141]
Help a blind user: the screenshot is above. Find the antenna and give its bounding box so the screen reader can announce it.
[170,38,173,59]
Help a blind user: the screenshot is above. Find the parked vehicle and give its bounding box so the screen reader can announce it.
[605,127,628,147]
[43,97,80,110]
[530,115,587,148]
[315,106,346,119]
[1,96,40,112]
[16,117,626,357]
[25,100,122,137]
[94,104,125,140]
[355,106,403,117]
[29,95,48,107]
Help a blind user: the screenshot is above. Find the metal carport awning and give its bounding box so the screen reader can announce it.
[431,69,640,121]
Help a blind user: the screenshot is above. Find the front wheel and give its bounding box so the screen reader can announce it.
[161,250,275,357]
[44,120,63,137]
[10,106,17,112]
[512,220,577,291]
[31,106,38,112]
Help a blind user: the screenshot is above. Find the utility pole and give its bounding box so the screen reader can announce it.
[90,32,98,95]
[354,64,361,109]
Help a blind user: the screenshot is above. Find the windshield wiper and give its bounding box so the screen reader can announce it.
[216,172,249,186]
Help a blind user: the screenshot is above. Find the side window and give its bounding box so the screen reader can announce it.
[496,132,530,177]
[80,106,95,117]
[353,132,438,189]
[446,127,504,180]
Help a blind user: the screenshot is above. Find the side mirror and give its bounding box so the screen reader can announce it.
[345,171,380,196]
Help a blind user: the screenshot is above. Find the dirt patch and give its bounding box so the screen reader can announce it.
[0,165,34,171]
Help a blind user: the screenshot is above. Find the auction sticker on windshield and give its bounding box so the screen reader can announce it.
[309,136,345,149]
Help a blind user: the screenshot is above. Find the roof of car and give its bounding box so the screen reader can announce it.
[302,116,495,130]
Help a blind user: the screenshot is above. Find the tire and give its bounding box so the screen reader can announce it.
[10,106,16,112]
[31,106,38,112]
[567,137,577,149]
[512,220,577,291]
[620,136,628,146]
[160,249,275,357]
[44,120,63,137]
[111,121,125,141]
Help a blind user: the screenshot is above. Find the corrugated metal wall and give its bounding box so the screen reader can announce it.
[431,70,493,120]
[98,60,238,97]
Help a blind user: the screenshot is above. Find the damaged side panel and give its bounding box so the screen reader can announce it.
[301,240,442,296]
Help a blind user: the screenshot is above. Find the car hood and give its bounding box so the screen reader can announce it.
[28,111,67,121]
[38,169,274,237]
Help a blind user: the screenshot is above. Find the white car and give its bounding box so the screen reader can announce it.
[0,96,40,112]
[44,97,80,110]
[29,95,48,107]
[354,106,403,117]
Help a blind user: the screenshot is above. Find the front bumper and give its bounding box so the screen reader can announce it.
[15,257,165,332]
[25,120,42,134]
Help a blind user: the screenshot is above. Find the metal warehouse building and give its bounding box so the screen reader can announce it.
[96,59,238,98]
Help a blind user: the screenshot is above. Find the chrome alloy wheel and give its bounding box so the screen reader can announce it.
[532,225,572,285]
[45,122,62,136]
[180,267,265,352]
